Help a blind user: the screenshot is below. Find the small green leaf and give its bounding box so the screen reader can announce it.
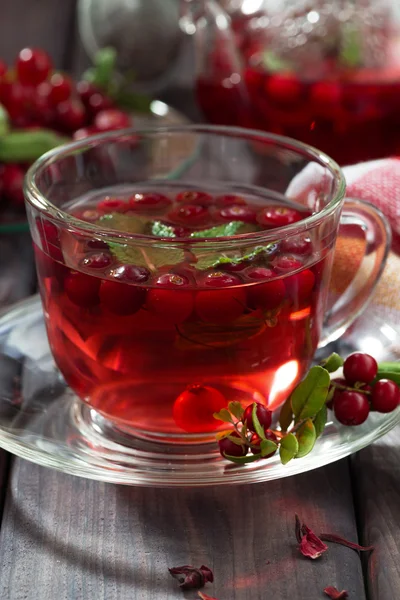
[223,453,261,464]
[374,371,400,386]
[109,243,185,271]
[279,433,299,465]
[377,362,400,373]
[226,434,246,446]
[190,221,248,238]
[291,366,330,423]
[320,353,344,373]
[260,439,278,457]
[252,403,266,440]
[228,401,244,420]
[313,405,327,438]
[215,430,231,441]
[213,409,233,423]
[295,419,317,458]
[279,396,294,432]
[212,243,278,269]
[340,26,362,69]
[98,213,145,234]
[151,221,176,238]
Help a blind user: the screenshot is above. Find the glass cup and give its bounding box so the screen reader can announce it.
[24,125,390,447]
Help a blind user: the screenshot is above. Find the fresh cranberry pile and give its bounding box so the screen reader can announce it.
[0,47,133,212]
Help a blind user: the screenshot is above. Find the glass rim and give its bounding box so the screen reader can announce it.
[24,124,346,248]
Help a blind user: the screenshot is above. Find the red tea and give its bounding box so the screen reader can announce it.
[34,185,334,439]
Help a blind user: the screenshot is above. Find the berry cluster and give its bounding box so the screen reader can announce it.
[329,352,400,425]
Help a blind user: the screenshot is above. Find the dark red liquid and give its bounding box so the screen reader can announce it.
[35,187,334,439]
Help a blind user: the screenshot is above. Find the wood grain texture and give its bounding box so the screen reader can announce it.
[351,425,400,600]
[0,458,366,600]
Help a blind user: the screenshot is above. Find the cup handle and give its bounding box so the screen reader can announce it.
[319,198,391,348]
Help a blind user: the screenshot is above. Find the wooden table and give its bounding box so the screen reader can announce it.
[1,2,400,597]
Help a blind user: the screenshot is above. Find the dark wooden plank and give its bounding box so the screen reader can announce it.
[351,426,400,600]
[0,458,366,599]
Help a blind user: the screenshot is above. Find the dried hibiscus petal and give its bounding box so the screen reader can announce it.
[295,515,328,559]
[168,564,214,590]
[324,586,349,599]
[320,533,374,554]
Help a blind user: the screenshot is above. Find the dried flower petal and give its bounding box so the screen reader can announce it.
[198,593,219,600]
[295,513,302,543]
[299,524,328,559]
[168,564,214,590]
[320,533,374,554]
[324,586,349,599]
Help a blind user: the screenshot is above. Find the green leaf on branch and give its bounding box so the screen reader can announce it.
[295,419,317,458]
[279,396,294,432]
[228,401,245,420]
[260,439,278,457]
[291,366,330,423]
[215,430,231,441]
[313,405,328,438]
[213,408,233,423]
[320,352,344,373]
[252,403,266,440]
[279,433,298,465]
[223,453,262,464]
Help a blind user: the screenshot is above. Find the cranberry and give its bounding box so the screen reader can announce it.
[94,109,131,131]
[32,84,56,127]
[250,430,278,457]
[0,61,6,78]
[97,197,128,213]
[1,164,24,206]
[76,80,99,104]
[311,81,342,108]
[244,267,286,310]
[257,206,303,228]
[73,127,98,140]
[99,280,145,315]
[176,190,213,206]
[81,252,112,270]
[343,353,378,385]
[16,48,52,85]
[146,273,194,323]
[195,283,246,324]
[129,192,171,211]
[285,269,315,304]
[334,391,370,426]
[266,74,303,104]
[168,204,209,224]
[87,92,114,115]
[86,239,109,250]
[243,402,272,432]
[219,432,248,457]
[64,272,100,308]
[327,377,347,409]
[48,73,72,105]
[273,255,303,274]
[281,236,312,256]
[56,99,86,131]
[219,205,257,224]
[215,194,246,207]
[173,384,228,433]
[371,380,400,413]
[2,82,27,121]
[111,264,150,284]
[200,271,242,288]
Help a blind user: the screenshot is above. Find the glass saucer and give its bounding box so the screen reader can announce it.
[0,295,398,487]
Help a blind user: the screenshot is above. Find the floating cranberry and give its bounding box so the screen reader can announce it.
[86,239,109,251]
[16,48,52,85]
[219,204,257,224]
[195,276,246,323]
[200,271,242,288]
[371,380,400,413]
[48,73,72,105]
[112,264,150,284]
[99,279,145,315]
[64,272,100,308]
[281,235,312,256]
[334,391,370,426]
[215,194,246,207]
[250,430,278,457]
[94,108,131,132]
[97,197,128,213]
[243,401,272,432]
[257,206,303,228]
[311,81,342,109]
[173,384,227,433]
[56,99,86,131]
[81,252,112,270]
[129,192,171,211]
[1,164,25,206]
[285,269,315,304]
[343,353,378,385]
[219,432,248,457]
[86,92,113,115]
[244,266,286,310]
[176,190,213,206]
[273,255,303,274]
[146,273,194,323]
[266,74,303,104]
[168,204,209,224]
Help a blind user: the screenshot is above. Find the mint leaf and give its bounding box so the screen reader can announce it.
[295,419,317,458]
[151,221,176,238]
[279,433,298,465]
[340,26,362,69]
[314,405,327,438]
[279,396,294,432]
[252,403,266,440]
[212,243,278,269]
[262,50,293,73]
[108,242,185,271]
[98,213,145,234]
[228,401,244,420]
[291,366,330,423]
[320,352,343,373]
[191,221,249,238]
[213,408,233,423]
[260,439,278,457]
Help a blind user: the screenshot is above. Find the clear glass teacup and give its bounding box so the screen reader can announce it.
[24,125,390,444]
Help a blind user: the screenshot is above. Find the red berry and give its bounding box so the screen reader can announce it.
[343,353,378,385]
[243,402,272,432]
[219,205,257,224]
[76,80,99,104]
[219,432,248,457]
[64,272,100,308]
[311,81,342,108]
[215,194,246,207]
[371,380,400,413]
[200,271,242,288]
[281,235,312,256]
[273,255,303,273]
[32,83,56,126]
[327,377,347,409]
[195,271,246,323]
[99,279,145,315]
[111,264,150,284]
[97,197,128,213]
[16,48,52,85]
[129,192,171,211]
[257,206,303,228]
[173,384,227,433]
[56,99,86,131]
[81,252,112,270]
[168,204,209,224]
[250,430,278,456]
[244,267,286,310]
[146,273,194,323]
[94,109,131,132]
[285,269,315,304]
[48,73,72,105]
[87,92,114,115]
[176,190,213,206]
[1,164,24,206]
[266,74,303,104]
[2,82,26,121]
[334,391,370,426]
[86,239,109,251]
